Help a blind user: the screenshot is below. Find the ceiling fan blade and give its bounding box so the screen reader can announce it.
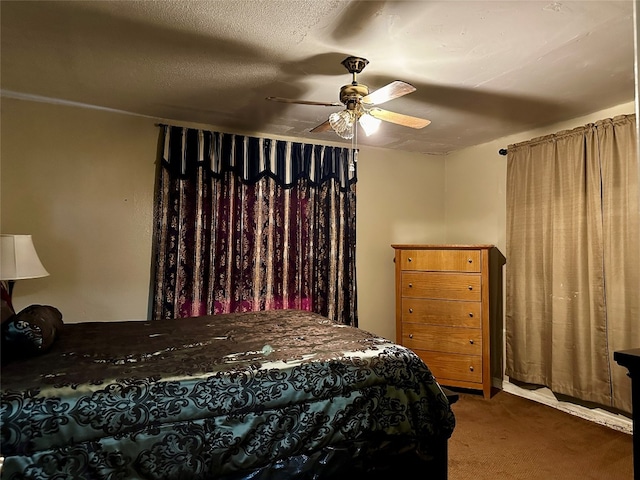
[368,108,431,129]
[362,81,416,105]
[310,119,333,133]
[266,96,342,107]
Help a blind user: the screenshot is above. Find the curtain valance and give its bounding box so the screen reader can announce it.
[159,125,356,190]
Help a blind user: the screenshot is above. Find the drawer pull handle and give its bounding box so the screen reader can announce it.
[469,366,474,372]
[469,313,474,318]
[469,339,474,345]
[408,283,413,288]
[468,285,473,290]
[408,257,412,262]
[409,334,413,339]
[408,308,413,313]
[468,258,473,263]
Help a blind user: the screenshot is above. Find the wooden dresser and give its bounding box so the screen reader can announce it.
[392,244,501,399]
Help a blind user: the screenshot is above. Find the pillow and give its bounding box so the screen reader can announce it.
[2,304,63,358]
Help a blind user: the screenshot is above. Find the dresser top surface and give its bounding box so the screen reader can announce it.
[614,348,640,369]
[391,244,495,250]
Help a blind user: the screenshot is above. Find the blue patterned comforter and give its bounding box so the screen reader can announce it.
[1,309,455,479]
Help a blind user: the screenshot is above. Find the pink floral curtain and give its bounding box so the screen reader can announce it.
[151,126,358,326]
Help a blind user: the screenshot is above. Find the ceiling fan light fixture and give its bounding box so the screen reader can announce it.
[359,113,382,136]
[329,110,354,139]
[268,57,430,140]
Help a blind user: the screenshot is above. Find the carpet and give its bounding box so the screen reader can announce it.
[448,390,633,479]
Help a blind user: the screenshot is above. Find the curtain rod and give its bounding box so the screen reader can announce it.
[499,148,508,156]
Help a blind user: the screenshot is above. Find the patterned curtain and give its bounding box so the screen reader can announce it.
[151,126,358,326]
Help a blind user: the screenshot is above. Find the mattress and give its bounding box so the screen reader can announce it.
[1,309,455,479]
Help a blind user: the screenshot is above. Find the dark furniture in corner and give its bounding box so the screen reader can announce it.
[614,348,640,480]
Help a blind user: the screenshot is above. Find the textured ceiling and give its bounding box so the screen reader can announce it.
[0,0,635,154]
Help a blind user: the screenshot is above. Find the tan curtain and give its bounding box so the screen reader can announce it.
[506,114,639,413]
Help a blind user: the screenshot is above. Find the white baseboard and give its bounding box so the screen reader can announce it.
[501,379,632,434]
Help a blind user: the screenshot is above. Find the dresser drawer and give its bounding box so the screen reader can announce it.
[400,249,481,272]
[401,298,482,327]
[403,324,482,355]
[402,272,481,301]
[413,350,483,384]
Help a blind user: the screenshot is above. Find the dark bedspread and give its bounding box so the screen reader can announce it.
[1,309,455,479]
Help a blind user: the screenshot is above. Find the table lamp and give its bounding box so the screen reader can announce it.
[0,234,49,309]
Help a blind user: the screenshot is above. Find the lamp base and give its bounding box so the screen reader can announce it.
[1,280,15,313]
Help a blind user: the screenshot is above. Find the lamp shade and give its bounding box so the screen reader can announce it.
[0,234,49,280]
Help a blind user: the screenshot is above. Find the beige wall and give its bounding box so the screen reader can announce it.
[355,147,445,339]
[1,97,158,322]
[1,96,441,339]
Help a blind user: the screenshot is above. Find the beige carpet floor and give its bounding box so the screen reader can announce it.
[447,390,633,479]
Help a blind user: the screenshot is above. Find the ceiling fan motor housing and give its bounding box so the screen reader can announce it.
[340,84,369,107]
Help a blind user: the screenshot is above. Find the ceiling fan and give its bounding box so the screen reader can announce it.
[266,56,431,140]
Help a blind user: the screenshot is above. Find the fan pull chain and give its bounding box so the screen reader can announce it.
[349,118,358,172]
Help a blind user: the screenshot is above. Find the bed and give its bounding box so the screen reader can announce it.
[1,308,456,479]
